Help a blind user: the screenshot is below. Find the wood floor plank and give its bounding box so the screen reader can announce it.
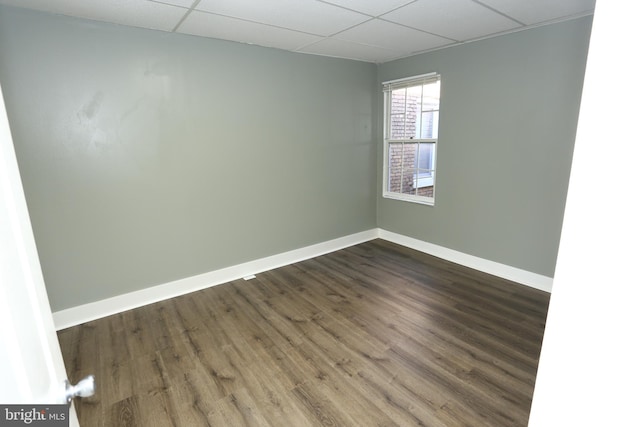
[209,388,272,427]
[291,382,357,427]
[106,396,141,427]
[225,280,305,351]
[135,389,179,427]
[59,239,549,426]
[166,364,220,426]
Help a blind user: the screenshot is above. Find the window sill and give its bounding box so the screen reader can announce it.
[413,175,434,188]
[383,192,434,206]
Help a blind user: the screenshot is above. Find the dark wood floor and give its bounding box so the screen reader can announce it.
[57,239,550,426]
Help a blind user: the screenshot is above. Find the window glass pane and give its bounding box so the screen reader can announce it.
[422,80,440,104]
[402,167,418,196]
[388,142,425,195]
[405,85,422,140]
[415,142,435,196]
[417,142,434,173]
[390,88,408,139]
[420,111,439,139]
[389,81,440,140]
[387,143,403,193]
[420,80,440,139]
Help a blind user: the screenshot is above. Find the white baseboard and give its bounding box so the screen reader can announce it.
[53,228,552,330]
[52,229,378,330]
[378,229,554,293]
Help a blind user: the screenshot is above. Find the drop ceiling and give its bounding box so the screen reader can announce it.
[0,0,596,63]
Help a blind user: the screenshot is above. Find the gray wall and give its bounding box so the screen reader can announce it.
[0,6,377,311]
[377,17,592,277]
[0,5,592,312]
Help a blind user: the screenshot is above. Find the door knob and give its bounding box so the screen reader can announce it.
[64,375,95,404]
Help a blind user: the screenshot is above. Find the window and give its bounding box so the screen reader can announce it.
[383,73,441,205]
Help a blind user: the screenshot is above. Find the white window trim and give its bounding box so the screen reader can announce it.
[382,73,440,206]
[414,173,434,188]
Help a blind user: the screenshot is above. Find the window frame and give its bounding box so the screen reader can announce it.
[382,73,441,206]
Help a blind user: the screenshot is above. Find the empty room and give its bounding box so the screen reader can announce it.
[3,1,635,426]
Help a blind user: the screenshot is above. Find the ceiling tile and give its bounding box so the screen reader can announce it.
[336,19,452,53]
[298,38,403,63]
[0,0,188,32]
[382,0,521,41]
[149,0,195,8]
[0,0,596,63]
[178,10,323,51]
[318,0,416,17]
[194,0,370,36]
[478,0,596,25]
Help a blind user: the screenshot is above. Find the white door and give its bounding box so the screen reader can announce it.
[0,83,88,425]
